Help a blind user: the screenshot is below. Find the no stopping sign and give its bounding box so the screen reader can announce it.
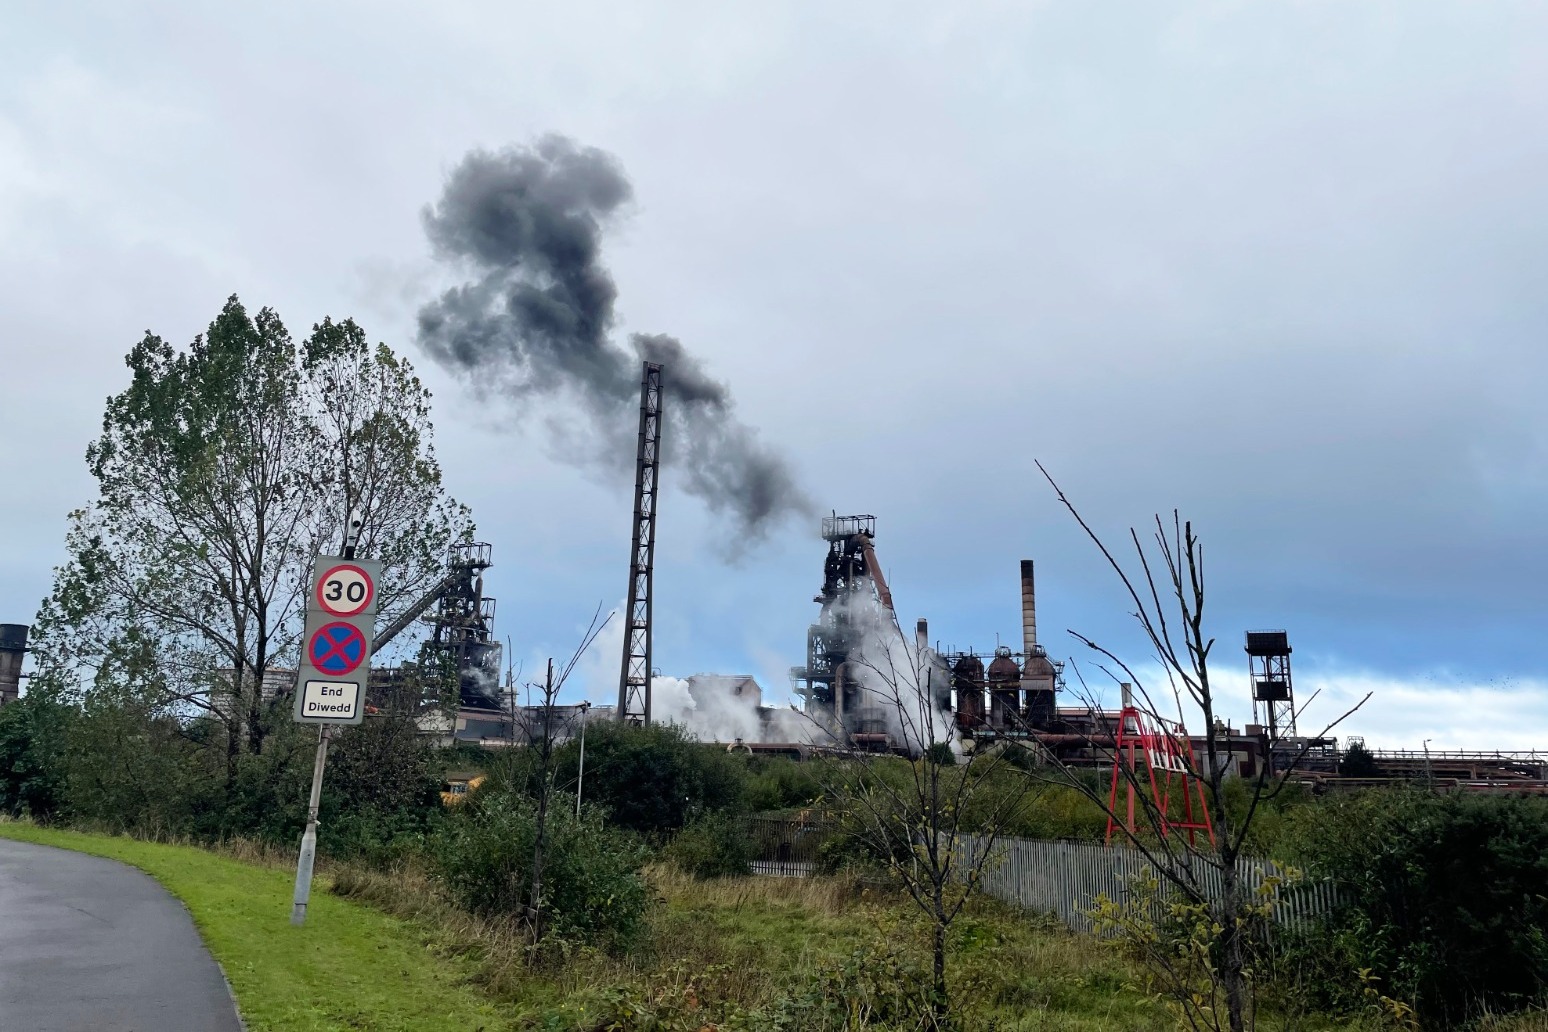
[308,622,367,676]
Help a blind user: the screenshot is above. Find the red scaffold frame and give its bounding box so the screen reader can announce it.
[1105,705,1216,848]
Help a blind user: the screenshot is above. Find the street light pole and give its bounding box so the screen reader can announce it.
[576,701,591,817]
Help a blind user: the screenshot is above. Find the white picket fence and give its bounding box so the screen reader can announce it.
[957,835,1339,934]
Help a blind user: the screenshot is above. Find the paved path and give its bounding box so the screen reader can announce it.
[0,838,243,1032]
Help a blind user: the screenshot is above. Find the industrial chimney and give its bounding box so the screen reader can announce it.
[1020,560,1037,653]
[915,617,928,654]
[0,624,29,707]
[1019,562,1058,731]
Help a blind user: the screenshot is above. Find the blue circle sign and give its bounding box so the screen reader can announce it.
[309,622,366,676]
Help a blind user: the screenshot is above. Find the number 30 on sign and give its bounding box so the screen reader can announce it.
[315,564,375,617]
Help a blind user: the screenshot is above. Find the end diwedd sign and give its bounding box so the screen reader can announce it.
[293,556,380,725]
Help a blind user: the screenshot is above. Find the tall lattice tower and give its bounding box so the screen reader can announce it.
[1245,630,1295,740]
[617,362,663,725]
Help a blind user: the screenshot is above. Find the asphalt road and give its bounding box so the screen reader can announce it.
[0,838,244,1032]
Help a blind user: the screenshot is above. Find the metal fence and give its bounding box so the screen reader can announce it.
[959,835,1339,934]
[742,817,1339,934]
[748,815,831,876]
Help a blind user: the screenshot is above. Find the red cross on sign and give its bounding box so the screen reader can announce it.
[308,622,366,677]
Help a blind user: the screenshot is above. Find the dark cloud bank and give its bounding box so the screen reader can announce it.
[417,135,810,538]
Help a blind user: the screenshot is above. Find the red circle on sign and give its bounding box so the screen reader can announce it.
[316,564,375,617]
[309,622,367,676]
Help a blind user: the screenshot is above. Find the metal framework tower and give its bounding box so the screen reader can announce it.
[422,542,501,711]
[1246,629,1296,740]
[617,362,663,725]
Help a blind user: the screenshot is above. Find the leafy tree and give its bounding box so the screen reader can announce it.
[31,297,470,776]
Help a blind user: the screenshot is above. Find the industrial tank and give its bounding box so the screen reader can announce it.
[1021,648,1058,731]
[987,647,1022,731]
[952,654,986,731]
[0,624,27,707]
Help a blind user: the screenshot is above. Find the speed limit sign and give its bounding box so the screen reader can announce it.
[315,563,375,617]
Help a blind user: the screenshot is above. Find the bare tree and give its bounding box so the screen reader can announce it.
[804,606,1034,1032]
[517,604,610,945]
[1028,464,1368,1032]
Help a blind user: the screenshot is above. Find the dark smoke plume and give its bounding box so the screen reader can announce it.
[417,135,810,537]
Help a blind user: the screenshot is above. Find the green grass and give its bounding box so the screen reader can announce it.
[639,868,1173,1031]
[0,822,513,1032]
[334,859,1184,1030]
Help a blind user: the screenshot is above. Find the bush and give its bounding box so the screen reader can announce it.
[1282,786,1548,1027]
[63,700,208,834]
[549,721,745,838]
[433,790,649,952]
[0,693,73,819]
[666,812,754,878]
[319,715,444,861]
[742,755,823,813]
[1338,740,1381,778]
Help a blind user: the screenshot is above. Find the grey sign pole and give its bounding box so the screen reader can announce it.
[290,724,333,925]
[291,514,369,926]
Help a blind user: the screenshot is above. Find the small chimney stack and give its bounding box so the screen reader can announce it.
[915,617,929,654]
[1020,560,1037,654]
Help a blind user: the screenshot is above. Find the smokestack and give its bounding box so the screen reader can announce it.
[915,618,928,653]
[1020,560,1037,653]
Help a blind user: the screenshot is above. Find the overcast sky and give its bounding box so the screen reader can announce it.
[4,2,1547,749]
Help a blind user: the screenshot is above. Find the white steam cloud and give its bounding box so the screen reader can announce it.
[824,593,958,757]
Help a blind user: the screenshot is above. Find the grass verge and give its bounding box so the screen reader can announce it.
[335,859,1180,1030]
[0,821,513,1032]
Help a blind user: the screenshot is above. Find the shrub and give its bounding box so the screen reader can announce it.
[432,791,649,951]
[1282,786,1548,1026]
[549,721,745,838]
[63,699,208,834]
[1338,740,1381,778]
[742,755,823,813]
[0,693,73,819]
[666,812,754,879]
